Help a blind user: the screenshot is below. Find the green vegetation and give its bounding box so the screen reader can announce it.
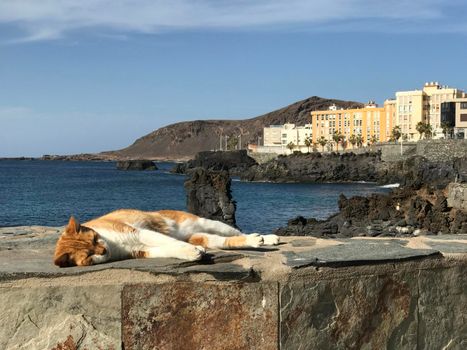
[441,122,453,139]
[332,131,345,151]
[415,122,433,140]
[317,136,328,152]
[304,135,313,153]
[227,135,239,150]
[356,134,364,148]
[349,134,357,149]
[391,126,402,143]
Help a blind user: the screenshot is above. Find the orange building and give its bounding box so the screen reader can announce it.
[310,102,395,149]
[383,99,397,141]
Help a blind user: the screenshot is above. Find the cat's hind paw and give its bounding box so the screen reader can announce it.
[245,233,264,248]
[262,234,280,246]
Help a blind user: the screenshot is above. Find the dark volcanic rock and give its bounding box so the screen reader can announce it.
[185,167,237,227]
[170,162,188,174]
[243,152,464,186]
[380,155,467,189]
[172,150,257,176]
[275,185,466,238]
[242,152,382,183]
[41,153,110,161]
[116,160,157,171]
[0,157,35,161]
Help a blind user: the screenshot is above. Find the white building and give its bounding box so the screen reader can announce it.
[261,123,313,154]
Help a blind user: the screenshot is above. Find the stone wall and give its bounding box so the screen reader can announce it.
[281,264,466,350]
[1,261,465,349]
[250,139,467,164]
[347,140,467,163]
[416,139,467,162]
[379,142,417,162]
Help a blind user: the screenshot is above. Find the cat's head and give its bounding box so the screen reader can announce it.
[54,216,107,267]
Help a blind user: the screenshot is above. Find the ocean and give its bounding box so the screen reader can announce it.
[0,160,390,233]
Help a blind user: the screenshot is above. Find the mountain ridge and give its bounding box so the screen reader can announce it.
[103,95,364,160]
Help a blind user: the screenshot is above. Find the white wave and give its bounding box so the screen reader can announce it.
[380,183,400,188]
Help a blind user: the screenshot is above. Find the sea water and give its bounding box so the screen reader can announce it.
[0,160,390,233]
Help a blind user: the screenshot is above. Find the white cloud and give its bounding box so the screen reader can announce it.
[0,0,464,42]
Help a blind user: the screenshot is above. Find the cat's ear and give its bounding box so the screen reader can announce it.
[54,253,71,267]
[65,216,80,235]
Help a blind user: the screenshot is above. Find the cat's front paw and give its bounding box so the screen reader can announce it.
[262,234,280,246]
[246,234,264,248]
[90,253,110,265]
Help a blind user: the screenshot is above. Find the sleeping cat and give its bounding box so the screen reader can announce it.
[54,209,280,267]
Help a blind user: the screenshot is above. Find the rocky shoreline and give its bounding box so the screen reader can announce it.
[116,160,157,171]
[274,185,467,237]
[242,151,382,183]
[174,149,467,238]
[272,154,467,237]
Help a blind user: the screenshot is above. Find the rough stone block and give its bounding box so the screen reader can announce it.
[447,183,467,210]
[418,266,467,349]
[284,238,439,268]
[0,285,121,349]
[280,273,418,350]
[122,282,278,350]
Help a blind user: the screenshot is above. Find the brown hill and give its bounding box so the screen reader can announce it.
[107,96,363,160]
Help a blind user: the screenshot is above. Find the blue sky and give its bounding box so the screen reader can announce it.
[1,0,467,157]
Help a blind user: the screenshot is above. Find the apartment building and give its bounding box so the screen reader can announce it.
[423,82,464,131]
[395,82,465,140]
[395,90,424,140]
[383,99,397,140]
[455,98,467,138]
[261,123,313,153]
[263,124,284,147]
[310,102,387,148]
[441,98,467,139]
[263,123,313,148]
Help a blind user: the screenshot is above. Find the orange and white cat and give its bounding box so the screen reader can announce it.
[54,209,280,267]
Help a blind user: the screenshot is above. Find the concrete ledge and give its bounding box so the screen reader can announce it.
[1,227,466,349]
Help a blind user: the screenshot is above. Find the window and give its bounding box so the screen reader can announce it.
[461,114,467,122]
[460,102,467,110]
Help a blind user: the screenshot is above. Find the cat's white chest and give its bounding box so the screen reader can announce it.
[96,229,141,260]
